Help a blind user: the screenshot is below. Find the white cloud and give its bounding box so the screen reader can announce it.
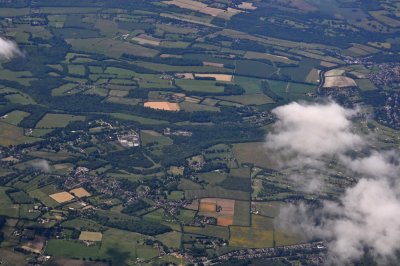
[265,101,364,193]
[343,150,399,178]
[31,160,51,173]
[279,177,400,264]
[0,37,23,60]
[265,101,363,158]
[327,178,400,263]
[267,101,400,263]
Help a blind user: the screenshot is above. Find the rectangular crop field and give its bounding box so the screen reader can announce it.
[229,226,274,248]
[79,231,102,242]
[36,114,85,128]
[49,192,75,203]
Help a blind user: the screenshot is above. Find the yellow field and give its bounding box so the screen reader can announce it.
[69,187,91,198]
[194,73,233,82]
[144,101,180,111]
[79,231,102,242]
[169,166,185,176]
[274,230,305,246]
[229,226,274,248]
[49,192,74,203]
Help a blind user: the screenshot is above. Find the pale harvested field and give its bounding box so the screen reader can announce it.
[323,76,357,88]
[49,192,74,203]
[141,130,162,136]
[132,35,161,46]
[53,163,73,171]
[173,93,186,98]
[244,51,297,65]
[169,166,185,176]
[219,8,243,19]
[185,96,201,103]
[70,187,91,198]
[144,101,180,111]
[203,61,224,68]
[320,61,338,68]
[194,73,233,82]
[305,68,320,84]
[325,69,345,77]
[1,156,19,162]
[79,231,102,242]
[238,2,257,10]
[21,236,45,254]
[159,54,182,58]
[163,0,225,16]
[176,73,194,79]
[368,42,391,49]
[109,90,129,97]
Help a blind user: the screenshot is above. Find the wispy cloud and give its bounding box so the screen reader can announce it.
[0,37,23,60]
[266,101,400,264]
[264,101,364,193]
[30,159,51,173]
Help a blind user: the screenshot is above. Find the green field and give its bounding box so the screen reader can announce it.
[156,231,181,249]
[232,142,279,169]
[233,201,251,226]
[176,79,225,93]
[217,93,274,105]
[1,110,30,125]
[109,113,167,125]
[184,225,230,239]
[51,83,79,96]
[68,65,86,76]
[185,186,250,201]
[46,228,159,263]
[0,187,19,218]
[4,93,36,105]
[36,114,85,128]
[0,122,40,146]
